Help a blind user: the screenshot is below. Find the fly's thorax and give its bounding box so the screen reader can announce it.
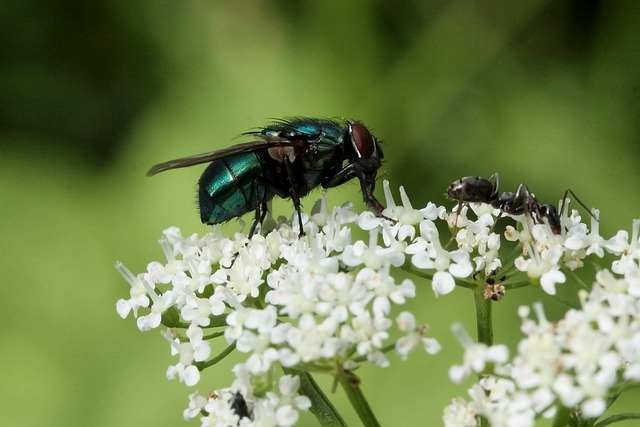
[267,145,298,163]
[288,141,348,195]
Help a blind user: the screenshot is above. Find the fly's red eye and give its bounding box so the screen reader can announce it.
[349,122,375,159]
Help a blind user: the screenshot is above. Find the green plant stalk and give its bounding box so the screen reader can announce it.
[285,369,347,427]
[337,371,380,427]
[474,284,493,346]
[474,283,493,427]
[594,413,640,427]
[551,404,570,427]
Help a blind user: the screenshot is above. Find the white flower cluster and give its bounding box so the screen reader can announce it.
[184,367,311,427]
[445,200,610,296]
[116,187,443,426]
[116,180,633,426]
[444,220,640,427]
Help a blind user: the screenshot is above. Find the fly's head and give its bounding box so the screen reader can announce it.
[347,122,384,211]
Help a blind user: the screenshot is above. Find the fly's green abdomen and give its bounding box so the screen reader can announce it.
[198,151,273,224]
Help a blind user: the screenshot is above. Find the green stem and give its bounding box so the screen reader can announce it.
[551,405,570,427]
[284,369,347,427]
[337,370,380,427]
[196,341,236,369]
[474,284,493,346]
[473,283,493,427]
[594,413,640,427]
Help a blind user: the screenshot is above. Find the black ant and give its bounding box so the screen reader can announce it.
[446,173,594,235]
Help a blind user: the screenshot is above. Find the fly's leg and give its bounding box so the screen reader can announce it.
[282,155,305,237]
[247,157,305,238]
[246,175,270,239]
[248,199,268,239]
[321,163,393,223]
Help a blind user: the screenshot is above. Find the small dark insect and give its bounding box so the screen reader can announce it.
[491,182,563,235]
[447,173,593,235]
[229,391,250,419]
[147,118,388,237]
[447,174,499,205]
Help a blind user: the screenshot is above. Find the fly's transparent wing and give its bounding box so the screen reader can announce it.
[147,138,294,176]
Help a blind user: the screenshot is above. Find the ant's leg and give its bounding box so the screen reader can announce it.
[484,173,502,231]
[512,183,539,239]
[454,183,466,226]
[488,173,500,200]
[538,204,562,235]
[449,177,471,229]
[561,189,598,221]
[491,211,505,233]
[511,183,531,216]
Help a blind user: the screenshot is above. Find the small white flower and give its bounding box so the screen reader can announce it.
[449,323,509,383]
[409,222,473,296]
[115,261,150,318]
[443,397,478,427]
[166,362,200,387]
[183,391,208,420]
[341,228,404,269]
[380,181,424,241]
[607,219,640,275]
[395,312,441,359]
[515,239,566,295]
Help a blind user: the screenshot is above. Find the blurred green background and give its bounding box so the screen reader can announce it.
[2,1,639,426]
